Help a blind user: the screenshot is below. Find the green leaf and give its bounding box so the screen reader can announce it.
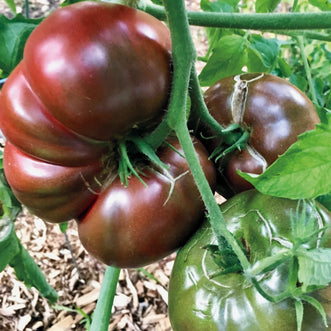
[301,294,328,328]
[201,0,241,13]
[59,222,68,233]
[0,181,14,208]
[0,14,42,76]
[255,0,281,12]
[313,77,327,107]
[248,35,280,70]
[239,120,331,199]
[277,57,292,77]
[246,35,280,73]
[199,34,248,86]
[290,73,308,92]
[0,218,19,272]
[316,192,331,211]
[297,248,331,290]
[4,0,16,14]
[0,151,22,218]
[61,0,91,7]
[246,47,267,73]
[308,0,331,11]
[9,237,58,303]
[294,299,304,331]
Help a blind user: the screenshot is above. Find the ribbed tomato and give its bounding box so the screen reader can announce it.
[0,1,172,223]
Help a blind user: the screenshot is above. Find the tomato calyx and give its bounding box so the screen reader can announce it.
[206,198,331,329]
[207,124,250,162]
[116,135,176,187]
[203,242,243,277]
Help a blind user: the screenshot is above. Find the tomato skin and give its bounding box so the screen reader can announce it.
[77,137,217,268]
[201,73,320,197]
[23,1,172,141]
[0,63,107,167]
[3,142,104,223]
[168,190,331,331]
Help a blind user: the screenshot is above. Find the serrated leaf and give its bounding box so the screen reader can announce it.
[255,0,281,12]
[10,238,58,303]
[239,120,331,199]
[297,248,331,290]
[0,14,42,76]
[309,0,331,11]
[199,34,248,86]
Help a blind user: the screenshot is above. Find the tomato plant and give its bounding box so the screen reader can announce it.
[169,190,331,331]
[199,73,320,197]
[0,0,330,330]
[77,136,216,268]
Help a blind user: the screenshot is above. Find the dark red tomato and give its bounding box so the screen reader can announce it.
[77,137,217,268]
[201,73,320,197]
[3,142,104,223]
[0,1,171,164]
[0,2,172,224]
[22,1,172,141]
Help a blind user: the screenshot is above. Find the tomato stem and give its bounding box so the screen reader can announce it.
[142,2,331,30]
[118,141,148,187]
[162,0,251,271]
[89,267,121,331]
[188,66,224,135]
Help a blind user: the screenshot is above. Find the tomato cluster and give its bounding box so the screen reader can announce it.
[1,1,328,327]
[0,2,217,268]
[167,74,327,330]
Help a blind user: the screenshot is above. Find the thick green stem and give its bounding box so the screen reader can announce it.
[163,0,250,271]
[144,115,172,149]
[142,2,331,30]
[89,267,121,331]
[189,66,224,134]
[176,120,250,270]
